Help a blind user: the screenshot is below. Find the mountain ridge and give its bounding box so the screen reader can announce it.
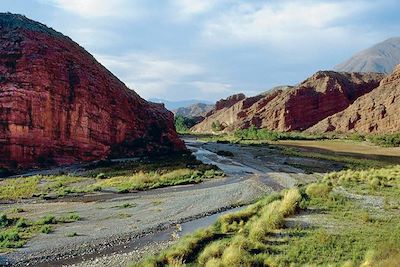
[334,37,400,74]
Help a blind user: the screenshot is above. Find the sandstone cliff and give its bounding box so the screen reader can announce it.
[191,72,385,133]
[0,13,185,170]
[308,66,400,134]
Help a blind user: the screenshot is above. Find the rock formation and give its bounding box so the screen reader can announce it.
[0,13,185,170]
[308,65,400,134]
[191,72,385,133]
[172,103,214,120]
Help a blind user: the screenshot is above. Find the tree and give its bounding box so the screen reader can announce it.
[211,120,222,132]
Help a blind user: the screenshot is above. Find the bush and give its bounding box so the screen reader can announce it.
[305,183,331,198]
[234,126,326,141]
[37,215,56,225]
[368,133,400,147]
[58,213,80,223]
[221,242,253,267]
[198,240,229,265]
[40,225,53,234]
[0,214,12,228]
[279,188,301,216]
[15,218,29,228]
[175,115,197,133]
[348,133,365,142]
[211,120,223,132]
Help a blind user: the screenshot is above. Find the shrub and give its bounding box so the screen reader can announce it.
[198,240,229,264]
[15,218,29,228]
[175,115,197,133]
[40,225,53,234]
[37,215,56,225]
[348,133,365,142]
[279,188,301,216]
[305,183,331,198]
[58,213,80,223]
[211,120,223,132]
[221,243,252,267]
[0,214,12,228]
[367,133,400,147]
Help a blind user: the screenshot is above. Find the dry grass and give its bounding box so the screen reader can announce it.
[305,183,331,198]
[323,165,400,197]
[0,176,40,200]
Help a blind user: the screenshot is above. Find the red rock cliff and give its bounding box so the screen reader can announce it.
[308,66,400,133]
[191,72,385,133]
[0,13,185,170]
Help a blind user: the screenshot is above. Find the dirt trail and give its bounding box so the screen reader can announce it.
[0,138,320,267]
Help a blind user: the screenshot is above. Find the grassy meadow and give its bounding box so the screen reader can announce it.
[0,154,223,201]
[134,164,400,267]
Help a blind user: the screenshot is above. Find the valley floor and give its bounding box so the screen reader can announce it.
[0,137,399,266]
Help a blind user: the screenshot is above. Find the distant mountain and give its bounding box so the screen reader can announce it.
[334,37,400,74]
[172,103,214,118]
[148,98,213,111]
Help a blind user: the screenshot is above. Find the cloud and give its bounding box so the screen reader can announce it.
[202,0,375,46]
[41,0,145,18]
[95,53,203,98]
[171,0,217,17]
[191,81,232,94]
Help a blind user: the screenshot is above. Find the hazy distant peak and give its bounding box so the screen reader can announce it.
[334,37,400,74]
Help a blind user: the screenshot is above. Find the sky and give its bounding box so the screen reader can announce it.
[1,0,400,102]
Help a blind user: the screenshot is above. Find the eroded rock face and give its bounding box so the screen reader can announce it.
[308,66,400,134]
[191,72,385,133]
[214,93,246,111]
[0,13,185,170]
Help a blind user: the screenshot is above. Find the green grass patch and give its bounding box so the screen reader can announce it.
[135,176,400,267]
[0,154,223,201]
[367,132,400,147]
[323,165,400,198]
[275,146,390,170]
[0,211,82,250]
[0,176,40,200]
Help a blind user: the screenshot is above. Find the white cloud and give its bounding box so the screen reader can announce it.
[41,0,145,18]
[202,1,375,46]
[171,0,217,17]
[191,81,232,94]
[95,53,203,98]
[64,28,121,49]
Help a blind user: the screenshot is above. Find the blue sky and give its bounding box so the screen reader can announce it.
[2,0,400,102]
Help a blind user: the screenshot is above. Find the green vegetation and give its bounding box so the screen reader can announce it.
[211,120,223,132]
[234,126,328,141]
[199,125,400,148]
[0,154,223,201]
[93,168,217,193]
[40,225,53,234]
[323,165,400,198]
[0,212,81,251]
[135,163,400,266]
[275,145,389,170]
[175,115,197,133]
[367,132,400,147]
[0,176,40,200]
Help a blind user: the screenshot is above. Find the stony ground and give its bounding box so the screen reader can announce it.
[2,137,395,266]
